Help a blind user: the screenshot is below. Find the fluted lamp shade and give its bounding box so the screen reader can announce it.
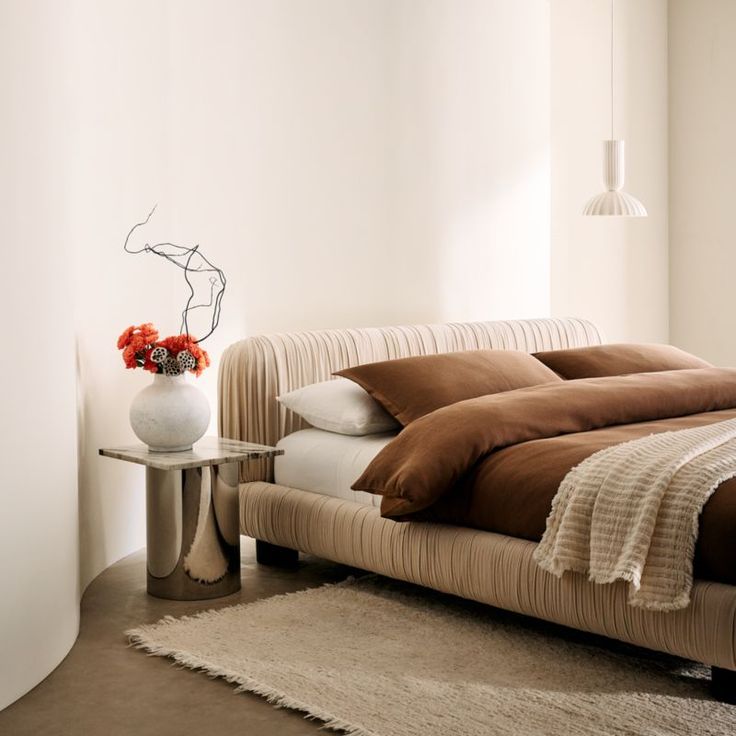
[582,140,647,217]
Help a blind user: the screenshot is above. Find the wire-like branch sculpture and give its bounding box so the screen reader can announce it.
[123,206,226,344]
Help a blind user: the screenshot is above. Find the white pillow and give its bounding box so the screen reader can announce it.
[277,378,400,436]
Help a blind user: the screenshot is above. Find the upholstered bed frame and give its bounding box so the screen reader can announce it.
[219,318,736,694]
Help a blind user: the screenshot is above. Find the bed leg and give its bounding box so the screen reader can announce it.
[711,667,736,704]
[255,539,299,567]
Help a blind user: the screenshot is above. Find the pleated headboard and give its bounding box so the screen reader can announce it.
[218,317,603,482]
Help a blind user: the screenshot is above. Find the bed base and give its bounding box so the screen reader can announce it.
[255,539,299,567]
[712,667,736,704]
[240,481,736,702]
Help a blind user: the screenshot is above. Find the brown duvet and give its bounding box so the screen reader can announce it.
[351,368,736,585]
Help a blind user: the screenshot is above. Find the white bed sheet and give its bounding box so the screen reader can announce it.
[274,428,396,506]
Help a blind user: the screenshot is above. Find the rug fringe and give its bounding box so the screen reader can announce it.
[126,576,379,736]
[127,631,377,736]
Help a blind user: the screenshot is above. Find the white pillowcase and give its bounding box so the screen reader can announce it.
[277,378,400,436]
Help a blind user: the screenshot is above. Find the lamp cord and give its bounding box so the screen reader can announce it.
[610,0,614,140]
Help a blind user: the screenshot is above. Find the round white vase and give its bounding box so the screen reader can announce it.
[129,374,210,452]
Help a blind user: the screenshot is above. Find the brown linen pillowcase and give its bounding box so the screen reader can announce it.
[335,349,562,426]
[533,343,712,379]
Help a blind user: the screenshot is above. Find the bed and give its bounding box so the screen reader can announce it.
[218,317,736,701]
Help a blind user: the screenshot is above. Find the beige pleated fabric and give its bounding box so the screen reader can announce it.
[240,482,736,670]
[218,317,603,482]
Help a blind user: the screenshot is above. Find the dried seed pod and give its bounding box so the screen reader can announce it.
[162,357,182,376]
[150,347,169,364]
[177,350,196,372]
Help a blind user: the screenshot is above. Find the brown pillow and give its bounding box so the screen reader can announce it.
[533,343,712,379]
[335,350,562,425]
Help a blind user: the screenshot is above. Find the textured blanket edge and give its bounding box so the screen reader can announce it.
[534,419,736,611]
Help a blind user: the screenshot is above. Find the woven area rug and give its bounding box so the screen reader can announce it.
[127,576,736,736]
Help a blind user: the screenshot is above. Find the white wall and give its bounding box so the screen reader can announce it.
[74,0,551,597]
[669,0,736,365]
[551,0,669,343]
[0,1,80,710]
[70,0,174,592]
[386,0,550,323]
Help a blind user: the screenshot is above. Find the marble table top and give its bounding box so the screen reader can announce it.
[99,436,283,471]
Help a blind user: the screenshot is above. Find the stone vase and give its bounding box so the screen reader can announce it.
[130,374,210,452]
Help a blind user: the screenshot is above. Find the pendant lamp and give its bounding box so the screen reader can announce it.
[582,0,647,217]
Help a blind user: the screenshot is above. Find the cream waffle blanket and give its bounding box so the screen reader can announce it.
[534,418,736,611]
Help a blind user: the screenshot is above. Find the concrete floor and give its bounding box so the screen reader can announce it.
[0,540,359,736]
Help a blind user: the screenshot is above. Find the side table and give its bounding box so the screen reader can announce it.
[100,437,282,601]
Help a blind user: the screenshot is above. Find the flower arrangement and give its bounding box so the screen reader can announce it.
[117,210,224,451]
[117,323,210,377]
[117,206,225,382]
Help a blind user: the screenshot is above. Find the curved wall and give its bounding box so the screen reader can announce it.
[0,0,80,709]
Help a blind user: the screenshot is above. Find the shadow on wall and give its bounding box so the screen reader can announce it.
[75,321,157,592]
[76,338,105,591]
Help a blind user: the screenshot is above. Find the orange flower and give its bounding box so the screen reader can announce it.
[142,348,159,374]
[117,323,161,370]
[117,326,135,350]
[191,347,210,376]
[194,345,211,376]
[137,323,159,343]
[158,334,190,354]
[122,344,138,369]
[156,334,210,376]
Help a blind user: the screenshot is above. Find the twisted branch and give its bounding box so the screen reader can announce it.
[123,206,226,343]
